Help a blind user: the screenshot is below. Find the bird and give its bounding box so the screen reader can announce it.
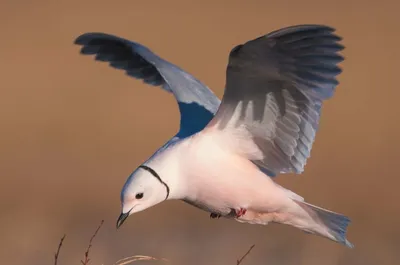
[74,24,353,248]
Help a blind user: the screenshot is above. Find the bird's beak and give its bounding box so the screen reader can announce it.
[116,209,131,229]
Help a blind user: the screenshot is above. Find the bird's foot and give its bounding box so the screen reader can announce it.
[210,213,221,219]
[235,208,247,218]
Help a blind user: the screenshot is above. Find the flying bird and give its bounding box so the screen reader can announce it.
[75,24,353,248]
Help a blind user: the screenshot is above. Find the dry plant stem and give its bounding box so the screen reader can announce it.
[113,245,255,265]
[54,234,66,265]
[81,220,105,265]
[236,244,255,265]
[113,255,169,265]
[52,219,254,265]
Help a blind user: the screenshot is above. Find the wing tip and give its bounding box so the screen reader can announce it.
[74,32,122,46]
[265,24,344,50]
[74,32,98,46]
[266,24,338,38]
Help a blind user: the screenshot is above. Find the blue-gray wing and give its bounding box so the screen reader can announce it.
[74,33,220,139]
[208,25,345,175]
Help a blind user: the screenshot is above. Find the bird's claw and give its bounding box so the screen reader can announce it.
[210,208,246,219]
[235,208,247,218]
[210,213,221,219]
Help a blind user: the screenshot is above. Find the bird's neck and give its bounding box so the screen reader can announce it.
[143,137,191,200]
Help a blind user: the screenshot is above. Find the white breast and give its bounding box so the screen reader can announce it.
[180,130,291,215]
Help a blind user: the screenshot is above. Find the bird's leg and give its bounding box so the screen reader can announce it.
[210,213,221,219]
[235,208,247,218]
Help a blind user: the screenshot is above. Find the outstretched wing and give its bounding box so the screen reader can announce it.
[74,33,220,139]
[206,25,345,175]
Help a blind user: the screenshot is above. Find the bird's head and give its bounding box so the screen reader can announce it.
[116,165,170,228]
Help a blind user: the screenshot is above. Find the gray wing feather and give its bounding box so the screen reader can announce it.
[74,33,220,139]
[211,25,345,175]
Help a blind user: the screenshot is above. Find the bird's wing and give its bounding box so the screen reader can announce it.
[205,25,344,175]
[74,33,220,139]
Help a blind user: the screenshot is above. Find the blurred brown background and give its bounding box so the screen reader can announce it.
[1,1,399,265]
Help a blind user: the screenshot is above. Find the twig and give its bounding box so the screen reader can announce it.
[54,234,66,265]
[81,220,105,265]
[236,244,255,265]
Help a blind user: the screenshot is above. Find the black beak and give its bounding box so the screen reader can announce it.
[116,210,131,229]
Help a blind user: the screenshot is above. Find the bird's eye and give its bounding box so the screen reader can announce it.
[135,193,144,199]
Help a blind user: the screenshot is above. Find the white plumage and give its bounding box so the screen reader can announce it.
[75,24,353,248]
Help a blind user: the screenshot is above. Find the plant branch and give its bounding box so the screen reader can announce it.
[236,244,255,265]
[81,220,104,265]
[54,234,66,265]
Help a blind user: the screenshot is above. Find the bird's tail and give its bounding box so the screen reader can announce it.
[291,200,354,248]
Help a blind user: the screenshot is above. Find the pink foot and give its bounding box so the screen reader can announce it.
[235,208,247,217]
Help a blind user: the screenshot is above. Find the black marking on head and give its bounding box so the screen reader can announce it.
[139,165,170,200]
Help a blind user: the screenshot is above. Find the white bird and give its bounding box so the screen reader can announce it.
[75,24,353,248]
